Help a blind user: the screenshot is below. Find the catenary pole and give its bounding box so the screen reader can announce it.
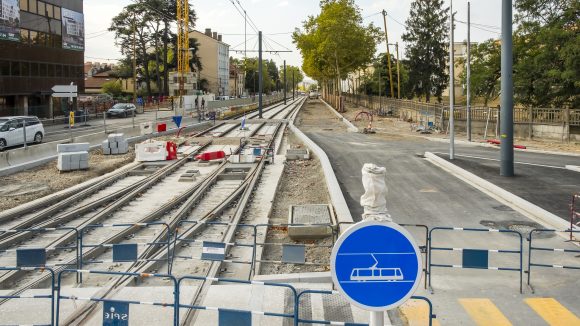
[449,0,455,160]
[258,31,263,118]
[283,60,287,105]
[467,2,472,142]
[500,0,514,176]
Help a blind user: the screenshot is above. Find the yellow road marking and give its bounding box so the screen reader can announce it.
[525,298,580,326]
[459,298,512,326]
[399,299,441,326]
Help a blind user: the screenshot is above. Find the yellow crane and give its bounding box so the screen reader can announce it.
[176,0,189,113]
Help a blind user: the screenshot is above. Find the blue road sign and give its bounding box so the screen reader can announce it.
[331,221,422,311]
[103,300,129,326]
[172,115,183,128]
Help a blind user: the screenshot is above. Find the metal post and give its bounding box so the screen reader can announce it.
[258,31,263,118]
[132,14,137,106]
[466,2,472,142]
[283,60,287,105]
[370,311,384,326]
[449,0,455,160]
[103,111,107,134]
[500,0,514,176]
[382,10,395,98]
[396,42,401,99]
[22,119,27,149]
[292,70,295,100]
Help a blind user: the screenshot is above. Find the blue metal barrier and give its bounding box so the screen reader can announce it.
[78,222,171,283]
[296,289,436,326]
[55,269,178,326]
[527,229,580,291]
[0,266,55,326]
[428,227,523,293]
[171,220,256,279]
[177,275,298,326]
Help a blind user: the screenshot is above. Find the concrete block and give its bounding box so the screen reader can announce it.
[111,148,119,155]
[57,155,70,171]
[286,148,310,161]
[57,143,90,153]
[70,159,80,170]
[109,141,118,149]
[136,141,167,162]
[101,140,110,150]
[79,160,89,170]
[288,204,334,240]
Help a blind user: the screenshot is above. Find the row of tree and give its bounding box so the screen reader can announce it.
[294,0,577,109]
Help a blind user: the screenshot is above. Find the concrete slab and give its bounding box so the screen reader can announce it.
[288,204,334,240]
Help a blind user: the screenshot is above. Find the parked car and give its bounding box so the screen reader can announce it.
[0,116,44,151]
[308,91,319,99]
[106,103,137,118]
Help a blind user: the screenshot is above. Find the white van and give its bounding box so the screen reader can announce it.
[0,116,45,151]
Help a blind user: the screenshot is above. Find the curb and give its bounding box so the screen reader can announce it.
[320,99,359,133]
[253,271,331,283]
[566,165,580,173]
[288,103,354,226]
[425,152,573,231]
[426,137,580,157]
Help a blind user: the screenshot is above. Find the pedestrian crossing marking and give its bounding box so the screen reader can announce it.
[459,298,512,326]
[525,298,580,326]
[399,299,441,326]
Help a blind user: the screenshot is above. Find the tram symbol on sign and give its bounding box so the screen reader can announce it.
[350,254,404,282]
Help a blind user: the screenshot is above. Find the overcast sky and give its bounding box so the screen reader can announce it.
[85,0,504,72]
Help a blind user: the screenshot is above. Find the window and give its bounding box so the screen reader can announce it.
[21,62,30,77]
[47,64,54,77]
[46,4,53,18]
[54,6,60,19]
[28,0,37,14]
[30,62,39,76]
[55,64,62,77]
[39,63,47,77]
[29,30,38,45]
[37,1,45,16]
[25,118,40,126]
[20,29,30,44]
[0,61,9,76]
[10,62,20,76]
[20,0,28,11]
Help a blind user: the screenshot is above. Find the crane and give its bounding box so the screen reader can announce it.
[176,0,189,114]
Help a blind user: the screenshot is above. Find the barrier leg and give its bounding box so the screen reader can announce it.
[370,311,384,326]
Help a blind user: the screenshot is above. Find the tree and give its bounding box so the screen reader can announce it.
[109,56,133,79]
[402,0,449,102]
[457,40,501,106]
[102,80,123,97]
[243,57,275,94]
[293,0,380,106]
[513,0,579,109]
[279,65,305,91]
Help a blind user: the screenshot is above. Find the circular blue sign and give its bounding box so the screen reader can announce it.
[331,221,422,311]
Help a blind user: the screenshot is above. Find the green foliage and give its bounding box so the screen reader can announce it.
[280,65,305,90]
[402,0,449,102]
[292,0,380,84]
[458,40,501,106]
[243,58,276,94]
[101,80,123,97]
[513,0,579,108]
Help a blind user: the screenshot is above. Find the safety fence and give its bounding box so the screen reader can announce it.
[428,227,524,293]
[526,229,580,291]
[78,222,172,283]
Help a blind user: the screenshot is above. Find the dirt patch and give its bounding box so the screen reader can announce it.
[294,99,347,132]
[260,130,333,275]
[0,148,135,212]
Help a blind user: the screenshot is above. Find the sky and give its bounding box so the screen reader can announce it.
[85,0,505,75]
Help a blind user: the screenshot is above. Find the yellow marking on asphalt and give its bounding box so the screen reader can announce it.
[525,298,580,326]
[459,298,512,326]
[399,299,441,326]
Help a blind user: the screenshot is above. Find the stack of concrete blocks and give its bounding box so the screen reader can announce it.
[102,133,129,155]
[57,143,90,171]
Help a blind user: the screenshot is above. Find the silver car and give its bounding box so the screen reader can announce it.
[0,116,45,151]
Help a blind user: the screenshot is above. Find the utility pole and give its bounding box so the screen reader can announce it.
[258,31,263,118]
[449,0,455,160]
[283,60,287,105]
[467,2,472,142]
[132,14,137,106]
[500,0,514,176]
[378,66,382,109]
[292,70,295,100]
[381,10,395,98]
[244,10,247,59]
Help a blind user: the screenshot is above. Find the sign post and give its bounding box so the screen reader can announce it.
[331,221,422,325]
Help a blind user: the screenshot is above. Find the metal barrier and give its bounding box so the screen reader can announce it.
[171,221,256,279]
[527,229,580,291]
[428,227,523,293]
[253,223,335,275]
[0,266,55,326]
[0,227,80,281]
[55,269,178,326]
[337,221,430,289]
[78,222,171,283]
[296,289,436,326]
[178,275,298,326]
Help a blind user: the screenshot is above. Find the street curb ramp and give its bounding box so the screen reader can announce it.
[425,151,574,232]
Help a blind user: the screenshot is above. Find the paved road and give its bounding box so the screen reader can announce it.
[300,116,580,325]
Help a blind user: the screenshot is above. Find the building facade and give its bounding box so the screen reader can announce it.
[190,28,229,96]
[443,41,478,98]
[0,0,84,118]
[228,63,244,97]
